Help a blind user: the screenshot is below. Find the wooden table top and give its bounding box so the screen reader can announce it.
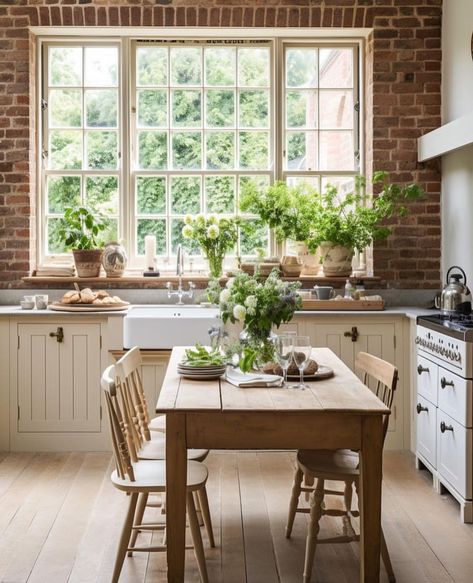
[156,347,390,416]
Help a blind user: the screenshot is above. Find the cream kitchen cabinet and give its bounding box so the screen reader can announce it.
[8,317,111,451]
[294,315,406,449]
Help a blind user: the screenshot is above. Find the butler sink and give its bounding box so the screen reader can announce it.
[123,305,221,349]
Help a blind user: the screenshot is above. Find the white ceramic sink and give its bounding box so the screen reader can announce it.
[123,305,221,349]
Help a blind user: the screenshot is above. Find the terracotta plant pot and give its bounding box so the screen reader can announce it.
[319,242,354,277]
[73,249,103,278]
[281,255,303,277]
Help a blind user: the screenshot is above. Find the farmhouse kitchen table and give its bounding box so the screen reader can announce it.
[156,347,390,583]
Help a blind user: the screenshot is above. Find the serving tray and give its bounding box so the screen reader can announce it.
[301,299,385,311]
[49,301,129,312]
[286,365,334,381]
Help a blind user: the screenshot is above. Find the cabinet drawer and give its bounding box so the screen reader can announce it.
[417,354,438,405]
[438,366,472,427]
[437,410,472,499]
[416,395,437,469]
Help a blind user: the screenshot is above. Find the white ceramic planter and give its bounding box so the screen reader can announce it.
[319,242,354,277]
[285,240,321,276]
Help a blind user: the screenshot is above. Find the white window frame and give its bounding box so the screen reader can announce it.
[35,30,365,271]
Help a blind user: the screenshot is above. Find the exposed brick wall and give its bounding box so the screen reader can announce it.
[0,0,442,289]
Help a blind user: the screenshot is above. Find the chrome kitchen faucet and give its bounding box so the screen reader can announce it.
[166,244,195,305]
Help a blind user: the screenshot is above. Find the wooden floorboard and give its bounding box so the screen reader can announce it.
[0,450,472,582]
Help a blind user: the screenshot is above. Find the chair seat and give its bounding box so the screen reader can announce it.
[297,449,360,479]
[139,432,209,462]
[111,459,208,493]
[149,415,166,432]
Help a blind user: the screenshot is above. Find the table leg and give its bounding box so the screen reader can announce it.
[359,415,383,583]
[166,412,187,582]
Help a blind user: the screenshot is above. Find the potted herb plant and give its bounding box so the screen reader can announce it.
[57,206,107,277]
[182,214,238,278]
[239,181,320,274]
[307,172,424,277]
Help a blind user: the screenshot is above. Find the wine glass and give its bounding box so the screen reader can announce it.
[275,335,294,388]
[291,336,312,389]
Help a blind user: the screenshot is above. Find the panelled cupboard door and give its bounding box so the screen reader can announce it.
[17,323,102,432]
[140,354,170,420]
[307,321,400,445]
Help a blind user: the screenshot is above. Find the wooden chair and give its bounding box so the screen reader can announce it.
[114,347,214,543]
[285,351,398,583]
[101,364,210,583]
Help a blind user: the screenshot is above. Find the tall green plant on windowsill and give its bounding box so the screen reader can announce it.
[57,207,107,250]
[306,171,425,253]
[239,180,318,244]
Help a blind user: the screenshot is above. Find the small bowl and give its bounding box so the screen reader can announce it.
[20,300,35,310]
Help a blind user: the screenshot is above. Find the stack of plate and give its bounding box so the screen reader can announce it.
[177,362,226,380]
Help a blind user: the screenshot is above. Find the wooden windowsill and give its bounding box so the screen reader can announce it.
[22,274,382,288]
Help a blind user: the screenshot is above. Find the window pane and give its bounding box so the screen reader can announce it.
[286,176,320,190]
[172,90,202,128]
[86,176,119,214]
[47,176,81,213]
[206,176,235,213]
[86,131,118,169]
[172,132,202,170]
[172,218,200,255]
[137,90,167,128]
[240,219,268,256]
[286,48,318,88]
[102,218,118,244]
[286,131,318,171]
[239,132,269,169]
[321,175,355,196]
[171,176,200,214]
[170,47,201,86]
[319,90,353,129]
[206,132,235,170]
[85,47,118,87]
[286,91,317,129]
[239,175,270,200]
[206,90,235,128]
[319,48,353,88]
[137,47,167,86]
[85,89,117,128]
[49,47,82,86]
[238,48,269,87]
[49,130,82,170]
[137,219,166,255]
[239,90,269,128]
[49,89,82,128]
[319,131,354,171]
[138,131,167,170]
[47,218,68,254]
[205,47,236,86]
[137,176,166,214]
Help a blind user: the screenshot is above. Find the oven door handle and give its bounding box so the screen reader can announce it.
[416,403,428,414]
[440,421,454,433]
[440,377,455,389]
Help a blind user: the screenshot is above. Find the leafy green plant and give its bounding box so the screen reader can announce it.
[239,180,317,243]
[307,171,424,252]
[57,206,107,250]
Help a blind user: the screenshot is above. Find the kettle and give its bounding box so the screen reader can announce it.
[435,266,472,315]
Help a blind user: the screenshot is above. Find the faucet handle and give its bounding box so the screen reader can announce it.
[166,281,173,291]
[188,281,195,290]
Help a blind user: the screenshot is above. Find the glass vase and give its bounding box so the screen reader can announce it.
[239,327,276,369]
[207,254,224,278]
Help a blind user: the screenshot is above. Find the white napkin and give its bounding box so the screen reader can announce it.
[225,367,283,388]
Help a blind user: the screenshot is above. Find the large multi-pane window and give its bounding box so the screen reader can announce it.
[40,38,360,268]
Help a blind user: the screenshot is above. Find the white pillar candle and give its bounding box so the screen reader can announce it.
[144,235,156,270]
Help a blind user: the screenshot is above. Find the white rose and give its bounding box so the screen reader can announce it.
[233,304,246,322]
[184,214,193,225]
[219,288,231,303]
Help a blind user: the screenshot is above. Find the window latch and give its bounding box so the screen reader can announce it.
[41,99,48,111]
[42,149,48,160]
[354,101,360,113]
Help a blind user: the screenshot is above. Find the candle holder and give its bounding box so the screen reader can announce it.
[143,257,160,277]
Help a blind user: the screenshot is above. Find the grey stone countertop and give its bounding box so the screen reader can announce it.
[0,304,436,319]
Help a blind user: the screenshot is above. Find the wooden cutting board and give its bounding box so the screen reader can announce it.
[301,298,385,311]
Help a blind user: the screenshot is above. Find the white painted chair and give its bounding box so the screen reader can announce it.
[101,364,210,583]
[114,347,214,544]
[285,351,398,583]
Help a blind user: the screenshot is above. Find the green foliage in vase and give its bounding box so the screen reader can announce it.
[182,215,238,277]
[306,171,424,252]
[239,180,317,243]
[57,206,107,250]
